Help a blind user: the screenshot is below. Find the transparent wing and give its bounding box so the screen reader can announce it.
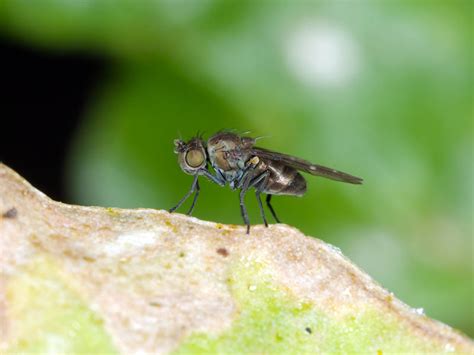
[251,147,363,184]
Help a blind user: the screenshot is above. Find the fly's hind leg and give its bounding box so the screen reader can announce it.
[266,194,281,223]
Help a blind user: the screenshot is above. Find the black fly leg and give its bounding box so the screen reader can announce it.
[253,171,270,227]
[239,191,251,234]
[239,175,252,234]
[199,167,226,187]
[240,170,271,232]
[255,191,268,227]
[186,179,200,215]
[237,159,270,234]
[169,174,199,213]
[266,194,281,223]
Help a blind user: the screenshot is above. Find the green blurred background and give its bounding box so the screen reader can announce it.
[0,1,472,336]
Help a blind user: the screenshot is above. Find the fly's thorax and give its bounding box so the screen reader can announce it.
[173,137,207,175]
[206,132,255,172]
[223,155,265,188]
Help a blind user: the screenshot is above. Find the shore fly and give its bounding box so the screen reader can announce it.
[170,131,363,233]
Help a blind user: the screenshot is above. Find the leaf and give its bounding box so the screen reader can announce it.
[1,163,472,354]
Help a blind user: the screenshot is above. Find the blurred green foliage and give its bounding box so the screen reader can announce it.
[1,1,472,336]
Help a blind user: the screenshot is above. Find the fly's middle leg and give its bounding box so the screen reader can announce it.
[239,186,251,234]
[252,171,271,227]
[255,191,267,227]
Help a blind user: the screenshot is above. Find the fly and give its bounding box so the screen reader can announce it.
[170,131,363,233]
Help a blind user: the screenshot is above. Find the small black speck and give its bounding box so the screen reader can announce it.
[3,208,17,219]
[305,327,312,334]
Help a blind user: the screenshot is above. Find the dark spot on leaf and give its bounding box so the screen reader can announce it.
[305,327,312,334]
[3,207,17,219]
[179,252,185,258]
[217,248,229,257]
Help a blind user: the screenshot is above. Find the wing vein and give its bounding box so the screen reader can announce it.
[251,147,363,184]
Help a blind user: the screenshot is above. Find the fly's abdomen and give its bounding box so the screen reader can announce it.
[264,163,307,196]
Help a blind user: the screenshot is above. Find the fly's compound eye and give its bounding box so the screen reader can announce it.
[185,149,205,168]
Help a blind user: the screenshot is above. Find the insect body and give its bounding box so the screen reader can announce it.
[170,131,363,233]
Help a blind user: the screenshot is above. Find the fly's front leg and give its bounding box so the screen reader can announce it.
[187,179,200,215]
[199,167,226,187]
[169,174,199,214]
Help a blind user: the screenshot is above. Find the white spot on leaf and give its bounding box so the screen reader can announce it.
[414,307,424,315]
[104,231,157,256]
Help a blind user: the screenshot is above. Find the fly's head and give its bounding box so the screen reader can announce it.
[174,137,207,175]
